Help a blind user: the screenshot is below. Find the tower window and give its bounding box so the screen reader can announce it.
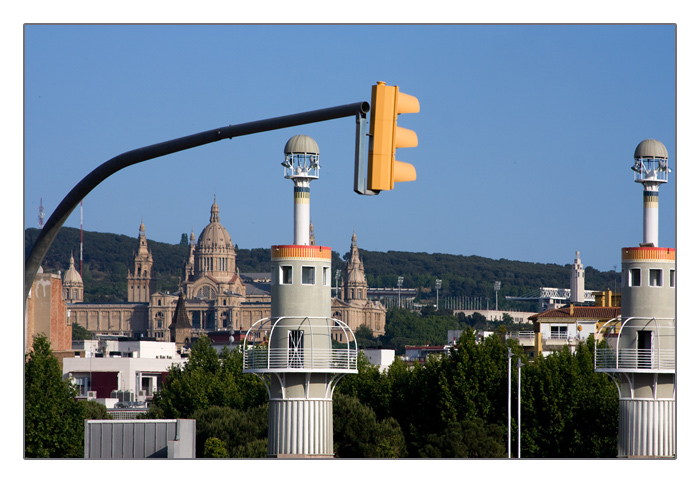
[629,268,641,287]
[302,266,315,285]
[670,269,676,287]
[649,269,663,287]
[281,266,293,285]
[323,266,330,286]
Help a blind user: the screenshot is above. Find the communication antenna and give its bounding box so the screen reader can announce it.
[80,201,84,277]
[38,198,45,228]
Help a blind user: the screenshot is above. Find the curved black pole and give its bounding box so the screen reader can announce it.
[25,101,370,301]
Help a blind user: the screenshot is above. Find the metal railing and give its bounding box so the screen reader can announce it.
[506,331,535,340]
[595,348,675,371]
[242,316,358,373]
[244,348,357,371]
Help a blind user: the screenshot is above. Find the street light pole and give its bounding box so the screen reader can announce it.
[435,279,442,310]
[494,281,501,312]
[517,358,524,458]
[397,276,404,308]
[507,347,513,458]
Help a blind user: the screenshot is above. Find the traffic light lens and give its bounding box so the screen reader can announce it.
[394,160,417,183]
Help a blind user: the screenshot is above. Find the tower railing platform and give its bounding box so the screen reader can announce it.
[594,316,676,373]
[242,317,358,373]
[595,347,675,372]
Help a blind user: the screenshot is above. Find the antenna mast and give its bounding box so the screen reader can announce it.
[80,201,83,277]
[38,198,45,228]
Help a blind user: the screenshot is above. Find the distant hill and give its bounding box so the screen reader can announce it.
[24,227,619,307]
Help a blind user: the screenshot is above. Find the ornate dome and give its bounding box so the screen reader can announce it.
[197,197,234,250]
[634,139,668,160]
[63,253,83,285]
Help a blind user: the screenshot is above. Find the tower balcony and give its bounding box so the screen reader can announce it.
[594,316,675,373]
[242,317,358,374]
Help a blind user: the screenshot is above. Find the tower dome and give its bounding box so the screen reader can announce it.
[284,134,319,156]
[63,253,83,285]
[197,196,234,250]
[63,253,83,302]
[194,197,237,282]
[634,139,668,160]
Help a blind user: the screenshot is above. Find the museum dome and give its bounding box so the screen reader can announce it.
[63,253,83,285]
[197,197,234,250]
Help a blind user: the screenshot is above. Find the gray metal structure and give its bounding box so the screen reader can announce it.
[84,419,196,459]
[243,136,357,457]
[595,139,675,458]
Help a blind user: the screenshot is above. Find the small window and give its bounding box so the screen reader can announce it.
[629,268,641,287]
[323,266,330,286]
[670,269,676,287]
[302,266,315,285]
[649,269,663,287]
[281,266,293,285]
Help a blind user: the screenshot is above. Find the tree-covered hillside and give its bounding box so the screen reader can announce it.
[25,227,619,306]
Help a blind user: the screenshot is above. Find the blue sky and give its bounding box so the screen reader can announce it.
[23,24,677,273]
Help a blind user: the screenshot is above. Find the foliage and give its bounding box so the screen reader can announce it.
[25,227,618,305]
[194,405,268,458]
[79,400,113,420]
[418,418,506,458]
[203,437,229,458]
[336,329,618,458]
[72,322,92,341]
[333,393,407,458]
[378,308,467,353]
[145,336,267,419]
[24,335,84,458]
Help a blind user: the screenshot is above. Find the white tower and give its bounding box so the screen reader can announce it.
[631,139,671,247]
[243,135,358,458]
[570,251,585,304]
[596,139,675,457]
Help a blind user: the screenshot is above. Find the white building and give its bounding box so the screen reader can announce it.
[362,348,396,372]
[63,336,185,407]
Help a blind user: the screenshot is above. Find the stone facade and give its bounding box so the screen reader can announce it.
[68,199,386,341]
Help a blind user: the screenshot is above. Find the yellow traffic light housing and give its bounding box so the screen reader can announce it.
[367,81,419,192]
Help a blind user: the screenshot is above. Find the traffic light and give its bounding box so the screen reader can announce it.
[367,81,420,191]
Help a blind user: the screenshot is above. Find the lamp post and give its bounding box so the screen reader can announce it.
[494,281,501,312]
[517,358,524,458]
[335,269,341,299]
[397,276,404,308]
[435,279,442,310]
[507,346,513,458]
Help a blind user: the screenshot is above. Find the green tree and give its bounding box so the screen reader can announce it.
[79,400,113,420]
[72,322,92,341]
[145,337,267,419]
[25,335,84,458]
[419,418,506,458]
[203,437,229,458]
[333,393,407,458]
[193,405,268,458]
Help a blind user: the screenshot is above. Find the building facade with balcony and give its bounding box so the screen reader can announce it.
[529,305,621,357]
[63,337,185,406]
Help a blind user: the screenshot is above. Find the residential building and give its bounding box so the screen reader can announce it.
[63,336,185,407]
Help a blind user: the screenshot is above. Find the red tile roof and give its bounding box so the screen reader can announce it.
[529,306,620,321]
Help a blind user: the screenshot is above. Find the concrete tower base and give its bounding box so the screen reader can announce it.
[268,398,334,457]
[618,399,675,457]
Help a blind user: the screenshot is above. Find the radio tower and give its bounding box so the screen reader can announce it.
[80,201,84,277]
[38,198,45,228]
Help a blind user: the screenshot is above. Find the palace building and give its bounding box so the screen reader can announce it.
[66,199,386,346]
